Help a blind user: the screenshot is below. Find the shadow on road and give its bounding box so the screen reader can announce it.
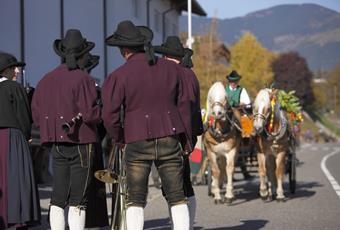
[144,217,171,229]
[144,219,268,230]
[285,181,321,200]
[202,219,268,229]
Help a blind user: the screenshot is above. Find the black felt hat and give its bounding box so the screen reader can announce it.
[0,52,25,73]
[84,54,100,73]
[154,36,185,57]
[106,20,153,47]
[226,70,242,81]
[106,20,156,65]
[54,29,94,58]
[53,29,95,69]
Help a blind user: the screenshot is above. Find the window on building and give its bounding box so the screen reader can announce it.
[154,10,161,33]
[132,0,139,18]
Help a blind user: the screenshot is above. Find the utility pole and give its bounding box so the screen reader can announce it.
[186,0,194,48]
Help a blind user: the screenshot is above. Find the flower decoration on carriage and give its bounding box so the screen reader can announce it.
[277,89,303,126]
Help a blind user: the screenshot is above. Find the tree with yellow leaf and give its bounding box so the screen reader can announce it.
[228,32,276,98]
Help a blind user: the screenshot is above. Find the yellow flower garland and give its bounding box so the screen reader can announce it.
[268,97,276,133]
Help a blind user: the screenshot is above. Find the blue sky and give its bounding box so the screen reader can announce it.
[196,0,340,19]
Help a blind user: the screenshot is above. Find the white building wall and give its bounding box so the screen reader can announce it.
[0,0,181,86]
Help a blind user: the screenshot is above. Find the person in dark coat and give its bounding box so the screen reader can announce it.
[82,54,109,229]
[0,52,41,229]
[154,36,203,230]
[102,20,192,230]
[31,29,101,230]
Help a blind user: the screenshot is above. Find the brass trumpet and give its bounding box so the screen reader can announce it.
[94,144,127,229]
[94,146,119,184]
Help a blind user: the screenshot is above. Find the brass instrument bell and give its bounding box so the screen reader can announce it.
[94,146,119,184]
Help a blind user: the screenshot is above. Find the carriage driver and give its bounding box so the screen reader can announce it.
[102,21,192,230]
[225,70,252,135]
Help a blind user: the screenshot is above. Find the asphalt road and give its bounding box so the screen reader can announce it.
[32,142,340,230]
[144,142,340,230]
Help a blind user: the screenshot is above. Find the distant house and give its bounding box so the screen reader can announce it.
[0,0,206,86]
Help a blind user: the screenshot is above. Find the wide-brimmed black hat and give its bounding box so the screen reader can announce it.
[0,52,25,73]
[54,29,94,69]
[54,29,94,58]
[106,20,153,47]
[226,70,242,81]
[154,36,185,57]
[84,54,100,73]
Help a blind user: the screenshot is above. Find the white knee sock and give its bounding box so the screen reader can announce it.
[68,206,86,230]
[49,205,65,230]
[187,196,197,230]
[171,203,189,230]
[126,206,144,230]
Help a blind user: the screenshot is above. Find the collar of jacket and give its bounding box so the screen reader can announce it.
[0,76,8,82]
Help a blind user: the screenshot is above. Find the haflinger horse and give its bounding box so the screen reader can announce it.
[253,88,292,201]
[203,82,240,204]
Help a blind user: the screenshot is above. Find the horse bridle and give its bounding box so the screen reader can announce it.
[253,112,269,121]
[211,100,227,109]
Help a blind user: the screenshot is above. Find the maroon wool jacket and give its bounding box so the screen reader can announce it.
[102,53,192,151]
[180,67,203,137]
[31,64,101,144]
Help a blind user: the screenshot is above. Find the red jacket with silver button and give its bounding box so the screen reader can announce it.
[31,64,101,144]
[102,53,192,151]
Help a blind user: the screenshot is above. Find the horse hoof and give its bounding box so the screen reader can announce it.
[225,197,234,204]
[276,197,286,202]
[214,199,224,205]
[260,196,267,201]
[266,195,274,202]
[259,189,269,200]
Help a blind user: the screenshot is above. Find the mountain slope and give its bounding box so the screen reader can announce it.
[180,4,340,71]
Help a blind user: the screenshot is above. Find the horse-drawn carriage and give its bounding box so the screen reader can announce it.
[198,82,300,203]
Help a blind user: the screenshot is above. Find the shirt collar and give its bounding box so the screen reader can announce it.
[0,76,8,82]
[228,85,238,91]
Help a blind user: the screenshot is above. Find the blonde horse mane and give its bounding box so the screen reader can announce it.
[254,88,271,113]
[206,81,227,118]
[254,88,283,119]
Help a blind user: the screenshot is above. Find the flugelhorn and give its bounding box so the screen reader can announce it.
[62,113,82,133]
[94,146,119,184]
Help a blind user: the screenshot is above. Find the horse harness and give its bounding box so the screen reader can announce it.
[258,109,288,138]
[207,110,237,142]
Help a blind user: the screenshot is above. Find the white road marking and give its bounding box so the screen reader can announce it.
[320,147,340,199]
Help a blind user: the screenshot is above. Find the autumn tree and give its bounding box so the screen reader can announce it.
[228,32,276,98]
[181,17,230,106]
[272,52,315,109]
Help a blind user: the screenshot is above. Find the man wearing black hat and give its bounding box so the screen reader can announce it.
[0,52,41,229]
[31,29,101,230]
[102,21,192,230]
[154,36,203,230]
[226,70,252,127]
